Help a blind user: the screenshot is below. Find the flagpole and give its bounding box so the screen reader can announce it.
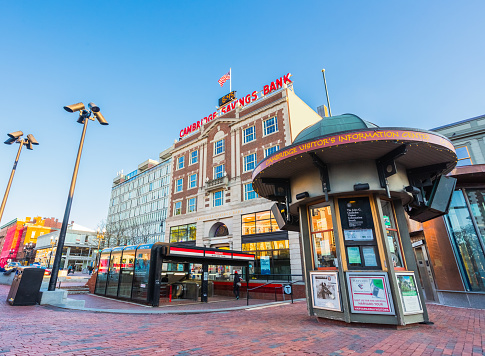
[230,68,232,92]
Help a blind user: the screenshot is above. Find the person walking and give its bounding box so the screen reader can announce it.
[233,271,241,300]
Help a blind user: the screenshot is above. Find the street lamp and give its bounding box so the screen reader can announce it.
[48,102,108,291]
[0,131,39,224]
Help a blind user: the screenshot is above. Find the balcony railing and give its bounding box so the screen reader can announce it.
[205,176,229,191]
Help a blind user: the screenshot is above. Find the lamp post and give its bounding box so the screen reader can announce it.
[0,132,39,224]
[48,102,108,291]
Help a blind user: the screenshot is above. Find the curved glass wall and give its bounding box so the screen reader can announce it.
[94,249,111,294]
[106,247,123,296]
[132,244,153,301]
[118,245,137,298]
[444,190,485,291]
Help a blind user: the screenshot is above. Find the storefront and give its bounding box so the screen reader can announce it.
[252,114,457,325]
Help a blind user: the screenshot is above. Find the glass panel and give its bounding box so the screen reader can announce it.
[188,224,197,240]
[242,213,255,223]
[445,190,485,291]
[94,253,111,294]
[381,200,403,268]
[256,219,272,234]
[256,211,271,221]
[467,189,485,242]
[106,251,122,296]
[455,146,470,160]
[310,205,333,232]
[118,250,136,298]
[312,231,337,268]
[457,159,472,167]
[132,249,151,300]
[242,222,255,235]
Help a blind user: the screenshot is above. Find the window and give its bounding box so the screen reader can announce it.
[381,200,404,268]
[214,139,225,155]
[174,201,182,215]
[242,210,279,235]
[177,156,185,170]
[309,204,336,269]
[241,240,290,278]
[214,164,225,179]
[213,190,224,207]
[188,197,197,213]
[456,146,472,166]
[243,126,255,144]
[170,223,196,243]
[190,150,198,165]
[264,145,280,157]
[176,178,183,192]
[189,174,197,189]
[244,183,258,200]
[244,153,257,172]
[263,117,278,136]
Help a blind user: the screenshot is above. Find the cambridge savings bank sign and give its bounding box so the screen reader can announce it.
[179,73,292,138]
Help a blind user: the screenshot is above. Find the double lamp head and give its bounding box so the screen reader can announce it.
[4,131,39,150]
[63,102,108,125]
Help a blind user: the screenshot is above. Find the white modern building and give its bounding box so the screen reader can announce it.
[105,147,172,246]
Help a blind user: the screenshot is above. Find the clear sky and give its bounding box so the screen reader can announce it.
[0,1,484,230]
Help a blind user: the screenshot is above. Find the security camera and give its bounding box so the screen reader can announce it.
[88,102,100,112]
[64,102,85,113]
[93,111,108,125]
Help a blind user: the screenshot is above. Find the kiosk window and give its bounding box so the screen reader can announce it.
[309,204,336,268]
[118,249,136,299]
[106,251,122,296]
[94,253,110,294]
[338,197,380,270]
[381,200,404,268]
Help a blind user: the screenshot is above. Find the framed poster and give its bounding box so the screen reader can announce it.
[346,272,394,315]
[396,272,423,315]
[310,271,342,312]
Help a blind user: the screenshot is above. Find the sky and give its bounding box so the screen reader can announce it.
[0,1,484,230]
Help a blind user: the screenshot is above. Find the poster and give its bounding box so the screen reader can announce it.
[347,247,361,264]
[260,255,271,275]
[338,197,374,230]
[310,271,341,311]
[346,272,394,315]
[396,272,423,314]
[362,247,378,267]
[344,229,374,241]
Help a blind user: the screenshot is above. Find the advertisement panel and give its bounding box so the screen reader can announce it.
[346,272,394,315]
[310,271,341,311]
[396,272,423,315]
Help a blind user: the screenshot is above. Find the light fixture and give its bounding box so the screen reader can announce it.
[296,192,309,200]
[354,183,370,191]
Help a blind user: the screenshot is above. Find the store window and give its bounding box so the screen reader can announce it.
[309,203,336,269]
[190,150,198,165]
[188,197,197,213]
[244,183,258,200]
[214,164,225,179]
[214,139,225,155]
[242,210,279,235]
[177,156,185,170]
[244,153,257,172]
[243,126,255,144]
[338,197,380,270]
[242,240,290,279]
[189,174,197,189]
[170,223,196,243]
[380,200,404,268]
[213,190,224,207]
[263,117,278,136]
[264,145,280,157]
[444,190,485,291]
[467,189,485,240]
[455,146,472,167]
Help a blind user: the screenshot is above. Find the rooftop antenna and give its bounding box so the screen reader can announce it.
[321,69,332,117]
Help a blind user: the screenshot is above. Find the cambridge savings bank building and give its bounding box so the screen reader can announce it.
[165,74,322,280]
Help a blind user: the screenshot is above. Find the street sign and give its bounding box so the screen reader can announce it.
[284,285,292,294]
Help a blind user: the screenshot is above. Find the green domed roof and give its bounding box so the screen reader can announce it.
[294,113,379,144]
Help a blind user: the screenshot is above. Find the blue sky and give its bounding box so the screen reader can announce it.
[0,1,484,229]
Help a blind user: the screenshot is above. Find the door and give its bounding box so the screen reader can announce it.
[413,242,438,302]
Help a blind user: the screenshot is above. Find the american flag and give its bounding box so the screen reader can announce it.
[218,71,230,87]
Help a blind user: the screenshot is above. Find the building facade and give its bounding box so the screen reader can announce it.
[408,114,485,308]
[35,223,99,271]
[0,217,61,267]
[165,74,323,280]
[105,147,172,246]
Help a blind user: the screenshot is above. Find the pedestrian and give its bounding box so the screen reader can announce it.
[88,265,93,275]
[233,271,241,300]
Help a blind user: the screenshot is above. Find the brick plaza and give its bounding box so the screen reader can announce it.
[1,285,484,355]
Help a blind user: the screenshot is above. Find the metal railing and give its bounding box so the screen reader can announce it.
[243,274,303,306]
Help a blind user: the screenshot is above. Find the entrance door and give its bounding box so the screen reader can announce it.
[413,242,438,302]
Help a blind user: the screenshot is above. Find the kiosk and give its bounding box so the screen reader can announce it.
[252,114,457,325]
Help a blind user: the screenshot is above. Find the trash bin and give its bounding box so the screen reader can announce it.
[6,267,44,306]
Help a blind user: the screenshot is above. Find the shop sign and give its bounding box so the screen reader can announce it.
[310,271,341,311]
[284,285,292,294]
[260,255,271,275]
[396,272,423,314]
[346,272,394,315]
[205,250,231,259]
[179,73,292,138]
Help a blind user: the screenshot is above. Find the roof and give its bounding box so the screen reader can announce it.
[430,114,485,131]
[293,113,378,144]
[69,223,95,233]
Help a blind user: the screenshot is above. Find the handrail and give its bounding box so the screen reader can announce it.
[245,278,305,306]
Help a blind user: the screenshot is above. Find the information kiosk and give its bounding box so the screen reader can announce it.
[252,114,457,325]
[94,242,254,306]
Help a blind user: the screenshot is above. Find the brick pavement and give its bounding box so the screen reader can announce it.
[1,285,484,356]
